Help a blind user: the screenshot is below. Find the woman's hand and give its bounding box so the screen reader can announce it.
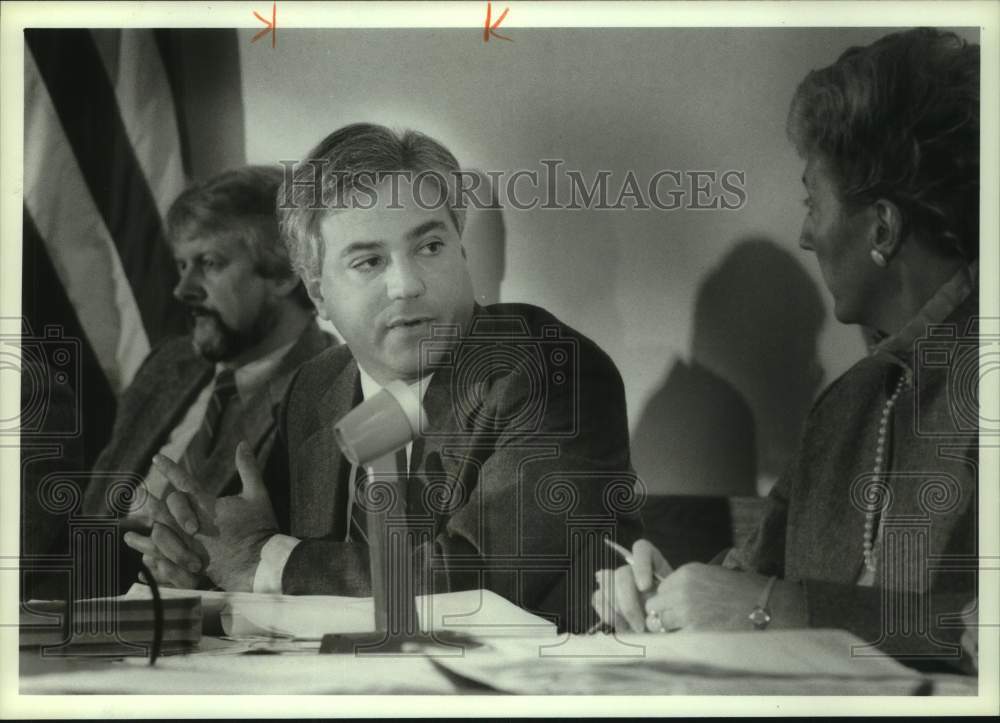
[959,599,978,673]
[643,563,808,632]
[591,539,673,632]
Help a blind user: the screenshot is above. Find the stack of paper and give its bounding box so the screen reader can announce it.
[19,596,202,653]
[122,584,557,640]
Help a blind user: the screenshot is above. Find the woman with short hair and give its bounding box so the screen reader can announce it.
[594,27,980,672]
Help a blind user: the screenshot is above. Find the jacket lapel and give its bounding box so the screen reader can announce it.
[419,303,486,444]
[240,321,334,458]
[122,352,212,477]
[412,304,497,521]
[415,361,478,531]
[294,357,360,537]
[211,322,336,498]
[421,365,460,444]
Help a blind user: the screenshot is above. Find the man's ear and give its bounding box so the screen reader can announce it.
[870,198,904,259]
[304,276,329,320]
[270,274,302,299]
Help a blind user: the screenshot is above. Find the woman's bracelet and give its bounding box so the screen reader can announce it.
[748,575,779,630]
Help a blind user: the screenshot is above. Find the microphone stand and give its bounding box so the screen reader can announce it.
[319,451,470,655]
[320,382,472,655]
[363,451,420,642]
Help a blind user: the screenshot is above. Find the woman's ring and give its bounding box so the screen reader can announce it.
[645,609,665,633]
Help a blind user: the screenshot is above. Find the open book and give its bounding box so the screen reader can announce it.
[122,584,557,640]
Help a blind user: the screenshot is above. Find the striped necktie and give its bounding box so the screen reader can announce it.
[181,368,238,478]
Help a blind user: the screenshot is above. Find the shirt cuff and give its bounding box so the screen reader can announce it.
[719,547,745,570]
[252,534,302,594]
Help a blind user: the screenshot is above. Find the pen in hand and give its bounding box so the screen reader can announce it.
[603,538,669,585]
[587,539,670,634]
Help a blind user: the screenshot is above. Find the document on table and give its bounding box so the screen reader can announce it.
[122,584,557,640]
[425,629,966,695]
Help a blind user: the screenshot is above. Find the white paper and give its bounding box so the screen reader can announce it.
[124,584,557,640]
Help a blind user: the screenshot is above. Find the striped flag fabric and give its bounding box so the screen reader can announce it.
[22,29,243,466]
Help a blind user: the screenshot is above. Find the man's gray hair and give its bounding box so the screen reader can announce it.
[277,123,467,283]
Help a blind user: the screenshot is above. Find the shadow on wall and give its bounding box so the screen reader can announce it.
[631,238,825,496]
[461,170,507,306]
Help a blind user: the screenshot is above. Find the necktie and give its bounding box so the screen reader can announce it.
[181,369,238,479]
[347,448,408,544]
[348,463,369,543]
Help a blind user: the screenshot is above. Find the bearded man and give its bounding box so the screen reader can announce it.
[79,166,335,594]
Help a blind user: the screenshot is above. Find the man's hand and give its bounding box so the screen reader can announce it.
[643,563,807,632]
[123,527,203,589]
[122,478,206,589]
[157,442,279,592]
[591,539,673,632]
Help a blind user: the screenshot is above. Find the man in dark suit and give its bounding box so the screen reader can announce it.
[150,126,641,631]
[80,166,334,595]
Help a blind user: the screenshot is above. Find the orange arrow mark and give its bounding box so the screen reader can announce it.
[253,2,277,48]
[483,1,511,43]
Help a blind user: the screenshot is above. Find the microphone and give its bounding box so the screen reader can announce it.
[334,380,426,466]
[332,380,427,647]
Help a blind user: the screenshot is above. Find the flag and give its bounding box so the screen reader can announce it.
[22,29,244,466]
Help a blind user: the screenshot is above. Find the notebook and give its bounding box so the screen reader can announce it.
[19,595,202,651]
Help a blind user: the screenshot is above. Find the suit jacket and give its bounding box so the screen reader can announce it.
[727,283,978,668]
[264,303,643,632]
[81,320,335,592]
[20,359,85,601]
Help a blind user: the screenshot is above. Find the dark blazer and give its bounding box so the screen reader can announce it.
[20,360,85,601]
[264,303,643,632]
[727,290,978,667]
[81,320,335,591]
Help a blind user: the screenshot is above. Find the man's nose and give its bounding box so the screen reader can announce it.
[385,258,426,300]
[173,266,206,303]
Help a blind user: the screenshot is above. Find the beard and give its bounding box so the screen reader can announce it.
[188,308,257,362]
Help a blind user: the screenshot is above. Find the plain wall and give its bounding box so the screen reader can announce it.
[237,27,976,495]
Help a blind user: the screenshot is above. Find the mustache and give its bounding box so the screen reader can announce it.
[187,305,221,321]
[185,305,237,335]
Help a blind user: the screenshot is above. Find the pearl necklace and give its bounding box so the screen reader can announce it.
[863,371,910,574]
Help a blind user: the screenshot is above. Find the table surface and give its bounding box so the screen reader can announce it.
[17,630,979,697]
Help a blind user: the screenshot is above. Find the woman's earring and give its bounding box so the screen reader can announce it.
[870,249,888,268]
